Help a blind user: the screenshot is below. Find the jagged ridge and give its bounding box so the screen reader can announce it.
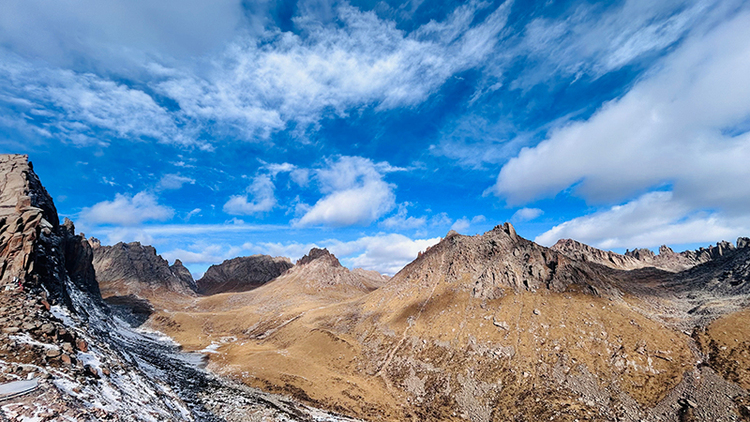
[91,240,197,297]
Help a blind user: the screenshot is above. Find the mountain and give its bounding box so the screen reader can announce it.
[0,154,363,421]
[290,248,389,292]
[91,240,198,296]
[551,238,644,270]
[155,247,389,352]
[151,223,750,421]
[196,254,294,295]
[552,237,750,272]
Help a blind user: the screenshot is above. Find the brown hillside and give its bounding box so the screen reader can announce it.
[147,224,750,421]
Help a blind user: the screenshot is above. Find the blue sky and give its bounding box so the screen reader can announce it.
[2,0,750,276]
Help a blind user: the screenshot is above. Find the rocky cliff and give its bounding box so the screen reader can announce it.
[552,237,750,272]
[197,254,293,295]
[551,238,645,270]
[0,154,191,419]
[91,240,197,297]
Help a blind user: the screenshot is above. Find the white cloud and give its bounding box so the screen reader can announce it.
[449,215,486,233]
[494,11,750,213]
[161,242,244,265]
[430,212,453,227]
[223,174,277,215]
[380,205,427,230]
[244,241,319,262]
[296,156,397,227]
[158,174,195,190]
[185,208,202,221]
[509,0,720,91]
[535,191,748,249]
[328,234,441,275]
[79,191,174,226]
[0,55,205,148]
[290,169,311,187]
[264,162,296,177]
[511,207,543,223]
[155,1,511,140]
[450,217,471,233]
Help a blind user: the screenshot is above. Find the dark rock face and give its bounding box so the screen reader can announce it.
[170,259,196,291]
[197,255,293,295]
[92,241,197,296]
[0,155,101,308]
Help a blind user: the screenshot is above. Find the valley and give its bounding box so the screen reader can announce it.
[1,153,749,421]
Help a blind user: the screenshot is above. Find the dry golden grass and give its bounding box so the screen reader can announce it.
[148,270,696,421]
[696,309,750,390]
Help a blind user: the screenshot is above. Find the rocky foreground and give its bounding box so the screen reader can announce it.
[0,154,361,421]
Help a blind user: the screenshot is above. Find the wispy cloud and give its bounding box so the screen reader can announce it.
[380,205,427,230]
[0,55,205,148]
[154,1,512,140]
[509,0,716,91]
[158,174,196,190]
[450,215,486,233]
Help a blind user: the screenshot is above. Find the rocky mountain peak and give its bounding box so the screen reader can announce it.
[658,245,675,255]
[87,236,101,248]
[92,241,197,297]
[196,255,293,295]
[296,247,342,267]
[394,223,613,300]
[556,238,748,273]
[552,239,644,271]
[284,247,385,292]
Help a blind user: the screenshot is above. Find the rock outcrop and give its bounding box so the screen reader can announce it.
[0,154,192,419]
[197,255,293,295]
[0,155,100,307]
[395,223,617,300]
[553,237,750,272]
[288,248,388,292]
[551,238,644,270]
[92,241,197,297]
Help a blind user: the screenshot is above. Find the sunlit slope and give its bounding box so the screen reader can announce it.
[148,225,716,421]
